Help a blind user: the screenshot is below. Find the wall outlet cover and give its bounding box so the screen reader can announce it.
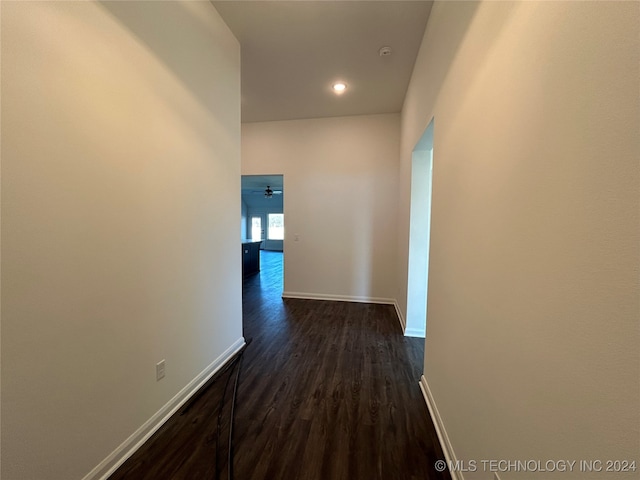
[156,360,166,381]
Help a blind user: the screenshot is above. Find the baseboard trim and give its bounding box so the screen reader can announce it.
[281,291,396,305]
[419,375,461,480]
[405,326,426,338]
[393,300,407,333]
[82,337,246,480]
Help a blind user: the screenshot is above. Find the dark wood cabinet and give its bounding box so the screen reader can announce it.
[242,241,262,277]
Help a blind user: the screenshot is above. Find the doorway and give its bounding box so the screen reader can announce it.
[251,214,265,242]
[241,175,285,293]
[406,119,434,337]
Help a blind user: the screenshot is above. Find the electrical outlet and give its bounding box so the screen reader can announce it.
[156,360,165,381]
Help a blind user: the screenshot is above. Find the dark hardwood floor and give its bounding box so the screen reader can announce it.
[109,250,449,480]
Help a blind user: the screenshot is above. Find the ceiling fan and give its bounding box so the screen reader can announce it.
[260,185,282,198]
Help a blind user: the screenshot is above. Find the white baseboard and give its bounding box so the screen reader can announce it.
[82,337,246,480]
[405,326,426,338]
[393,299,407,332]
[419,375,461,480]
[282,291,396,305]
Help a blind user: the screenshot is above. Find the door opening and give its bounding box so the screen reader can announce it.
[251,215,264,242]
[241,175,285,294]
[406,119,434,338]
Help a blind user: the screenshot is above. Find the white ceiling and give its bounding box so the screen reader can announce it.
[241,174,283,194]
[241,175,284,208]
[212,1,433,123]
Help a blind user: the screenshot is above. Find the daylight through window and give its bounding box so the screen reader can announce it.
[268,213,284,240]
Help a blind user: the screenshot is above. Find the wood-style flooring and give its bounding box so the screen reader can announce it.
[109,250,449,480]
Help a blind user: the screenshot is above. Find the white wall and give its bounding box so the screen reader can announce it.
[399,1,639,478]
[242,114,400,303]
[1,2,242,479]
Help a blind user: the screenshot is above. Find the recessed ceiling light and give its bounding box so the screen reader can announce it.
[332,82,347,93]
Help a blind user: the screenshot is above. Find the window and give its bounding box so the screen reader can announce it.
[267,213,284,240]
[251,216,262,241]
